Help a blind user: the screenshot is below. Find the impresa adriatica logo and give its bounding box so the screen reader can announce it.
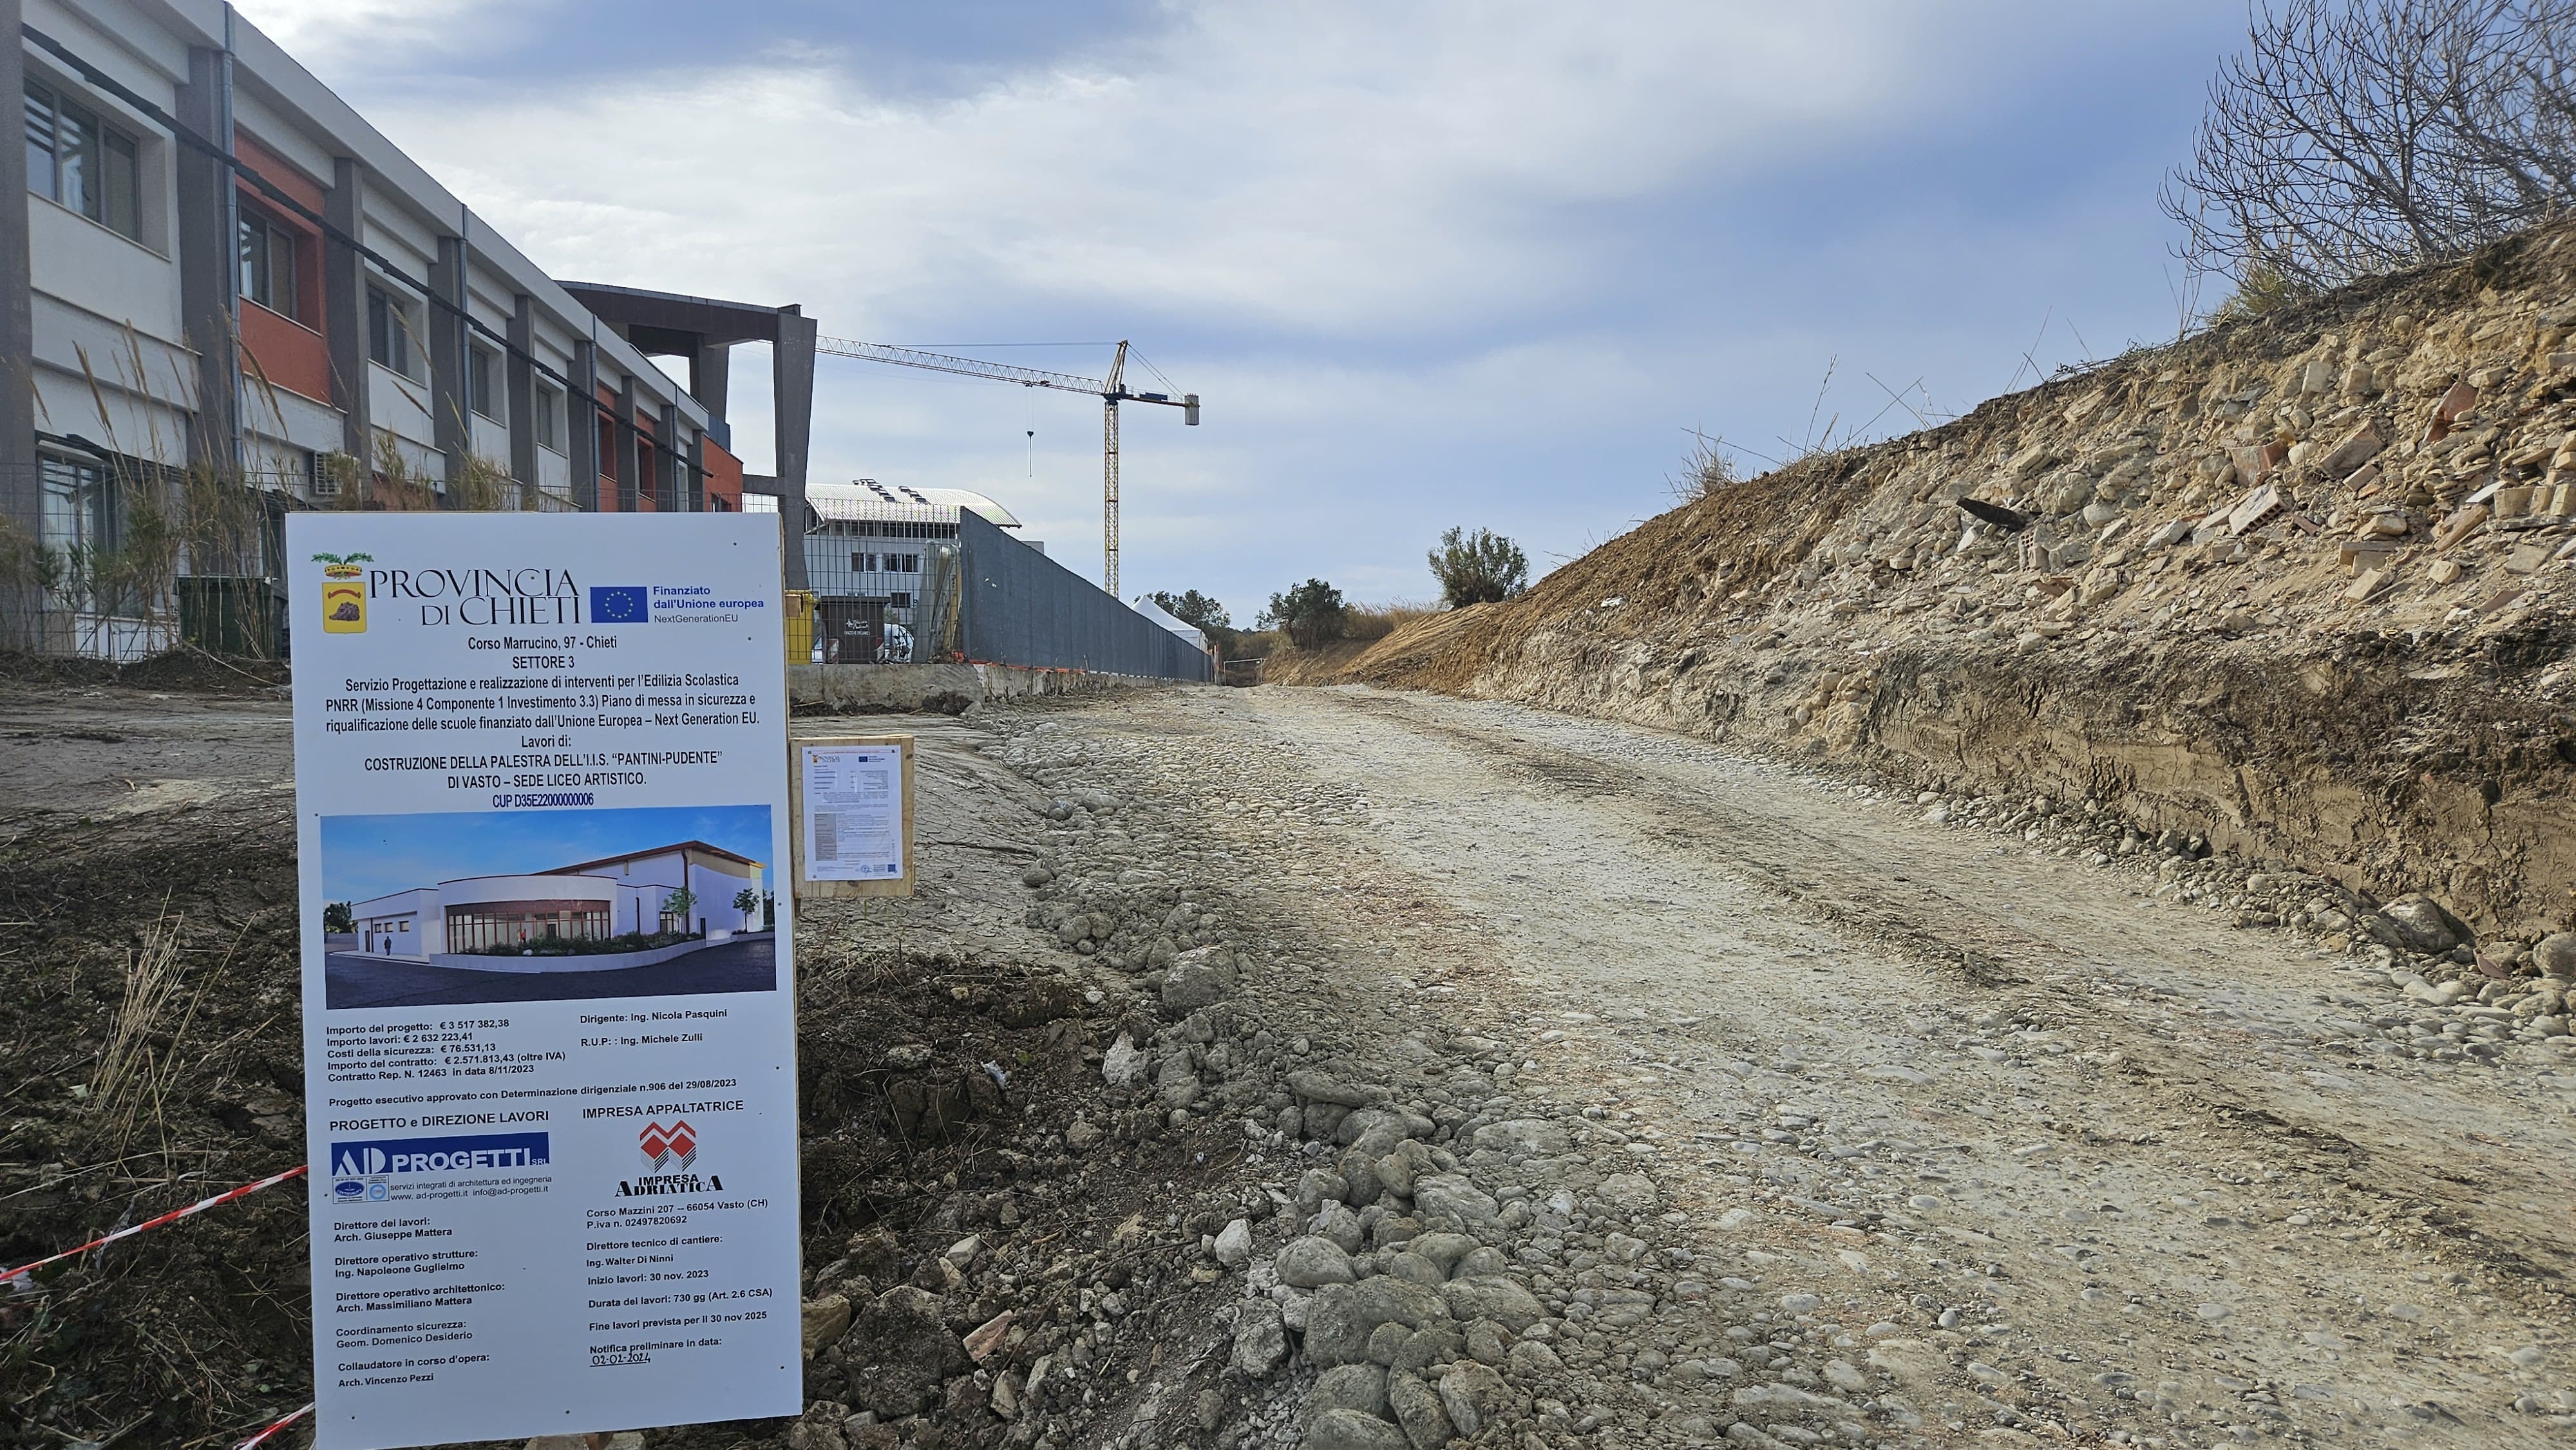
[638,1120,697,1171]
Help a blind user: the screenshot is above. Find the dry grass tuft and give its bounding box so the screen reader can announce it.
[1341,600,1440,643]
[89,910,203,1146]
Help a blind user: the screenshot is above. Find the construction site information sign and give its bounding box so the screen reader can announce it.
[285,512,801,1449]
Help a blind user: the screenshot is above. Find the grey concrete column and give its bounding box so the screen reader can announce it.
[567,339,599,512]
[429,232,470,501]
[0,0,42,610]
[175,42,239,472]
[614,373,639,513]
[690,343,729,422]
[323,157,368,467]
[506,295,536,487]
[772,307,816,590]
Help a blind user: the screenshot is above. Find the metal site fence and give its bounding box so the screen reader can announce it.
[952,509,1211,681]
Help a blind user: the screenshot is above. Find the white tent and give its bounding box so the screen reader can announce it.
[1131,596,1210,655]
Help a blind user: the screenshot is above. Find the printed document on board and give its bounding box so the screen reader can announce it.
[800,743,904,881]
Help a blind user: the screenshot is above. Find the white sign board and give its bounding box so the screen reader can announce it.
[287,513,801,1449]
[799,743,905,882]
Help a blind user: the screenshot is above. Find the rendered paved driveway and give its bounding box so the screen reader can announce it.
[323,935,777,1009]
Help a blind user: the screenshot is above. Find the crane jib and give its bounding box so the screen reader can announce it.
[806,335,1199,599]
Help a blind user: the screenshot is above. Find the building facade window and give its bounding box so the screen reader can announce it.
[533,385,563,451]
[24,79,142,241]
[366,285,419,377]
[446,903,610,953]
[828,527,949,550]
[238,206,300,320]
[468,346,502,420]
[38,455,119,612]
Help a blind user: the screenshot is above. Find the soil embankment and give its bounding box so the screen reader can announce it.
[1316,229,2576,940]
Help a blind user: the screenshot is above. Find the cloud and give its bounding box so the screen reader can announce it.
[310,1,1965,340]
[229,1,2238,614]
[232,0,545,68]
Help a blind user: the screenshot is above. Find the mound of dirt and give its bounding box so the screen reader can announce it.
[1316,224,2576,932]
[0,646,289,696]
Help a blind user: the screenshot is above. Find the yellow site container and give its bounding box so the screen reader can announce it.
[784,590,816,664]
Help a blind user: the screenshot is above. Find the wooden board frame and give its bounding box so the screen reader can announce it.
[789,734,916,897]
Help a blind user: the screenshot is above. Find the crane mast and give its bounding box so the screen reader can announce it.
[1103,342,1126,598]
[811,334,1195,599]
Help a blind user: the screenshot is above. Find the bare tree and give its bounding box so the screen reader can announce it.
[2164,0,2576,304]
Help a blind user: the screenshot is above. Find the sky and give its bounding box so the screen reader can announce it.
[321,805,773,904]
[237,0,2250,624]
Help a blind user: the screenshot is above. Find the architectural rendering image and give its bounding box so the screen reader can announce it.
[319,804,776,1010]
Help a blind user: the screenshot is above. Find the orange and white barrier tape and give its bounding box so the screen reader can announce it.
[1,1164,307,1285]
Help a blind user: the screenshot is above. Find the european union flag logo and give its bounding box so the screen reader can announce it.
[591,587,647,624]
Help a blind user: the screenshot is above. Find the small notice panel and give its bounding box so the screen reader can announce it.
[286,512,802,1449]
[793,737,914,896]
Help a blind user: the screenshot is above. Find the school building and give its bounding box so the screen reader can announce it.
[2,0,825,658]
[350,840,764,959]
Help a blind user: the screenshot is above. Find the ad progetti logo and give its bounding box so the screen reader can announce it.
[329,1131,551,1182]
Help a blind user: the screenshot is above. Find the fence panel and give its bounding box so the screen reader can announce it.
[956,511,1210,680]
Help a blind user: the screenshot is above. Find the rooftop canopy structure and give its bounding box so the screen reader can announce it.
[555,280,822,588]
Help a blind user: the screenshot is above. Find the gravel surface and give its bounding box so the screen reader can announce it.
[987,682,2575,1448]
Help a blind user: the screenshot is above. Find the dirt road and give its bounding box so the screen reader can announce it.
[996,683,2575,1447]
[11,670,2571,1450]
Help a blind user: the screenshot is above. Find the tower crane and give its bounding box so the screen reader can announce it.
[812,337,1198,598]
